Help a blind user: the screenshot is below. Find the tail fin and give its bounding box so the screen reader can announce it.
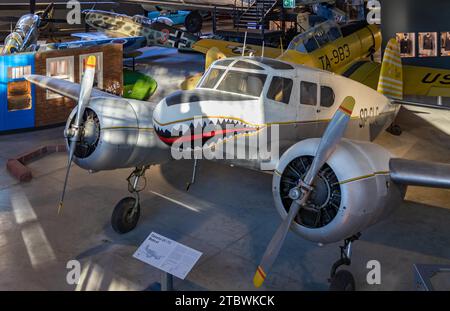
[205,47,226,71]
[377,38,403,100]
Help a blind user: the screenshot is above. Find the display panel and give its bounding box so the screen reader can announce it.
[46,56,74,99]
[418,32,438,57]
[396,32,416,58]
[441,32,450,56]
[7,66,32,111]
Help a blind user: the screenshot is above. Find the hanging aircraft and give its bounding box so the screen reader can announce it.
[120,0,256,33]
[1,3,56,54]
[25,39,450,290]
[82,10,200,51]
[193,20,450,102]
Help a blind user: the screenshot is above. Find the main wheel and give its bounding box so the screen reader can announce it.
[111,197,140,234]
[185,11,203,33]
[387,124,402,136]
[329,270,356,291]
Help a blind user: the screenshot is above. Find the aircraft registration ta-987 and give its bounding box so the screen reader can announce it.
[25,39,450,290]
[83,10,200,51]
[1,3,55,54]
[193,20,450,99]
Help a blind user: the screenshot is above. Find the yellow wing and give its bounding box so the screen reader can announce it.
[193,39,283,58]
[344,61,450,97]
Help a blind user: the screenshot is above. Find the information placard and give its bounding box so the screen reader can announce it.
[133,232,202,280]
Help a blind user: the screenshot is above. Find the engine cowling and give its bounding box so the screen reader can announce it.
[272,138,406,244]
[66,97,169,171]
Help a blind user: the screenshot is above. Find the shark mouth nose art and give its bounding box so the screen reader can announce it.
[154,117,260,147]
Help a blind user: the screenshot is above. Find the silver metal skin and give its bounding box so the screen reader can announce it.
[65,97,170,172]
[272,138,407,244]
[1,3,54,54]
[256,97,355,286]
[1,14,40,54]
[24,75,170,172]
[390,158,450,189]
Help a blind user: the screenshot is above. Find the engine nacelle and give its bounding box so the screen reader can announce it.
[66,97,169,171]
[272,138,406,244]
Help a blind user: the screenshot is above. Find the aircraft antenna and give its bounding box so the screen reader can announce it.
[262,40,265,58]
[242,31,248,57]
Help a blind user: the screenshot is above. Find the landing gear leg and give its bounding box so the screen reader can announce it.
[111,166,150,234]
[328,233,361,291]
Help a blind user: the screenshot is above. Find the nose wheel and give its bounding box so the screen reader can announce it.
[111,166,149,234]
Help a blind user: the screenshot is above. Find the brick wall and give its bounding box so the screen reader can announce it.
[34,44,123,127]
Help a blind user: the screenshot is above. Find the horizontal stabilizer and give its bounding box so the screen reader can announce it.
[390,158,450,189]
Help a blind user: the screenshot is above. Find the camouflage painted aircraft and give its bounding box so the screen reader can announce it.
[83,10,199,51]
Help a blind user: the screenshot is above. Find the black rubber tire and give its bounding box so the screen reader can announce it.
[390,125,403,136]
[111,197,140,234]
[329,270,356,291]
[185,11,203,34]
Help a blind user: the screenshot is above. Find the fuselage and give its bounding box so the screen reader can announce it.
[153,56,398,170]
[1,14,40,54]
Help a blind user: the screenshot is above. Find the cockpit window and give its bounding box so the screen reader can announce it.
[200,68,225,89]
[288,20,343,53]
[215,59,234,67]
[217,71,267,97]
[233,60,264,70]
[267,77,293,104]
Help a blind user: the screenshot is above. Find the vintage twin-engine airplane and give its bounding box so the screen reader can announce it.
[25,39,450,290]
[193,20,450,100]
[1,3,55,54]
[83,10,199,51]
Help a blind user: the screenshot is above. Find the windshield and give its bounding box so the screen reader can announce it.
[199,68,225,89]
[216,71,267,97]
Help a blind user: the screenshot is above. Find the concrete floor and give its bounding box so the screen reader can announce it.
[0,50,449,291]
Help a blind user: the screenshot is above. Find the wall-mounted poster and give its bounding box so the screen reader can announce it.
[441,32,450,56]
[396,32,416,58]
[418,32,438,57]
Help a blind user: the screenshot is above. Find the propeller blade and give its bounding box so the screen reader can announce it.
[58,55,97,213]
[253,96,356,288]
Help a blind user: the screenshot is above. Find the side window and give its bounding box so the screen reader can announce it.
[300,81,317,106]
[320,86,335,108]
[267,76,293,104]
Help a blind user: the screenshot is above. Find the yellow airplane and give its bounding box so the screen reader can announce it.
[192,20,450,98]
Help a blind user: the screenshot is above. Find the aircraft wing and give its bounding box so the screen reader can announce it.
[25,75,116,101]
[193,39,283,58]
[390,158,450,189]
[71,32,112,41]
[342,60,450,98]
